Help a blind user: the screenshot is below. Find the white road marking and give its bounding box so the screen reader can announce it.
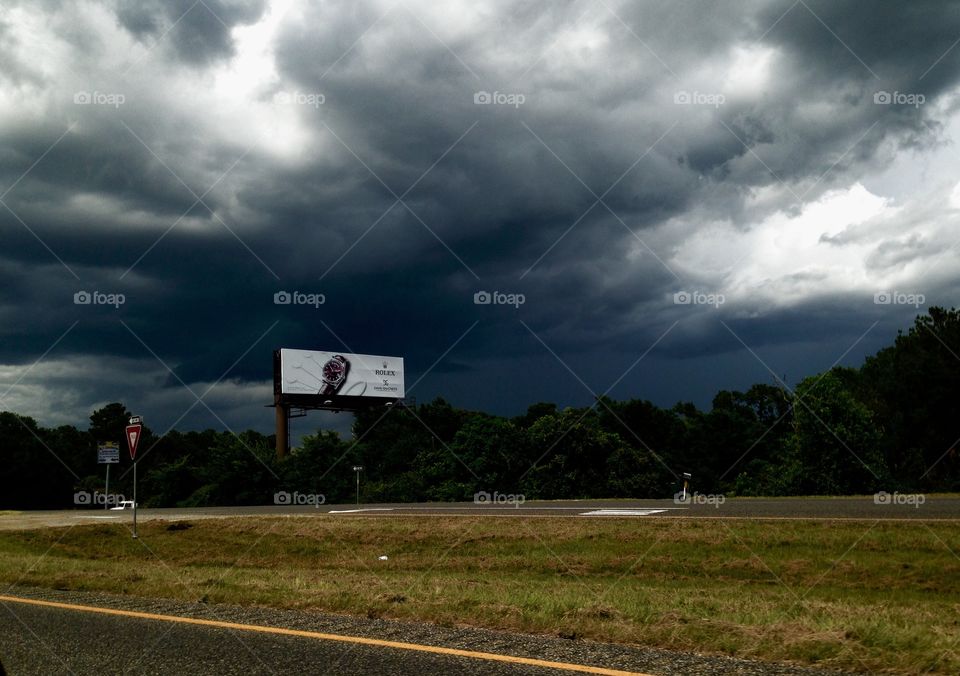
[328,508,396,514]
[579,509,672,517]
[76,516,120,520]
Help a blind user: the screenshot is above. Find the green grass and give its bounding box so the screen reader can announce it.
[0,516,957,673]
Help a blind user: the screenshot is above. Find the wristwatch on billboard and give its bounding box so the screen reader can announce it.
[319,355,350,395]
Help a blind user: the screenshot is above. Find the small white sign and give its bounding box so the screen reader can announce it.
[97,442,120,464]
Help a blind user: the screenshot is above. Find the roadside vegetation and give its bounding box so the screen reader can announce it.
[2,307,960,510]
[0,516,957,674]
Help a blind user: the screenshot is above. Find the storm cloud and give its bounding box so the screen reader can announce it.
[1,0,959,433]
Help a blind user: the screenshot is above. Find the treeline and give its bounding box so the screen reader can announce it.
[1,308,959,509]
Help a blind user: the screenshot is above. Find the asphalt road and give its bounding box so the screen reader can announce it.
[1,496,957,531]
[0,597,595,676]
[0,589,854,676]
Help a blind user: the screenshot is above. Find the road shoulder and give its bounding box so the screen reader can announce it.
[1,585,860,675]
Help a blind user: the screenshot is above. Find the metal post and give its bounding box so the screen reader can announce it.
[352,466,364,506]
[132,461,138,539]
[275,403,289,459]
[105,464,110,510]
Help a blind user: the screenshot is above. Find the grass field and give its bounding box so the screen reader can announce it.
[0,516,957,673]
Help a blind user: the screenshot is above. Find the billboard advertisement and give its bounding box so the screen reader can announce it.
[274,349,404,408]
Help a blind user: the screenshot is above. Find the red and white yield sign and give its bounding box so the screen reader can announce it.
[126,416,143,460]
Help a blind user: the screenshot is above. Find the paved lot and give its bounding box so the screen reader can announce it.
[1,496,956,531]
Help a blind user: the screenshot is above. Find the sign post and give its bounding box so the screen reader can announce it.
[353,465,364,506]
[126,416,143,538]
[97,442,120,509]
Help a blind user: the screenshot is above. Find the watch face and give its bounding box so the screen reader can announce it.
[322,356,348,386]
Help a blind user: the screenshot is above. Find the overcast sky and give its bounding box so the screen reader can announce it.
[1,0,959,438]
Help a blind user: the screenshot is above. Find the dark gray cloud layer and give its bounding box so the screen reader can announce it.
[116,0,268,64]
[1,0,959,431]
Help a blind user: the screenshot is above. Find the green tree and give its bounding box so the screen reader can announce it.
[88,403,133,445]
[860,307,960,491]
[594,397,681,496]
[523,408,628,499]
[180,431,278,506]
[281,430,352,502]
[0,413,77,509]
[705,385,793,495]
[786,370,887,495]
[447,415,530,496]
[140,430,220,506]
[513,402,558,429]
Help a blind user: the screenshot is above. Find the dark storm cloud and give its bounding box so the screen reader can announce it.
[2,0,960,431]
[115,0,268,65]
[261,0,960,280]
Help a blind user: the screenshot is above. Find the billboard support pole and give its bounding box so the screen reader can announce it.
[104,464,110,510]
[276,402,289,459]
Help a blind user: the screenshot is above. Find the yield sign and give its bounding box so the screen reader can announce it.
[125,424,143,460]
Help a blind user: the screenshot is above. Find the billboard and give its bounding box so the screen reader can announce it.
[274,349,404,408]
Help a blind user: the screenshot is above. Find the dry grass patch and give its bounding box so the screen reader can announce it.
[0,516,956,673]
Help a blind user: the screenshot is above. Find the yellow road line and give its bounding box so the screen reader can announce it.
[0,594,654,676]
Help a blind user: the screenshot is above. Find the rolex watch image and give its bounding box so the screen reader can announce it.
[319,355,350,395]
